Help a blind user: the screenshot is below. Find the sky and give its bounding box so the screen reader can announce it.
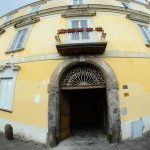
[0,0,38,17]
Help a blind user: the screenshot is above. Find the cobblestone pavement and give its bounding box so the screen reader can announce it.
[0,133,49,150]
[0,131,150,150]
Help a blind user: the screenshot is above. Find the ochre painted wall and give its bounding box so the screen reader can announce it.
[0,0,150,142]
[0,13,150,61]
[0,58,150,128]
[105,58,150,121]
[0,60,62,127]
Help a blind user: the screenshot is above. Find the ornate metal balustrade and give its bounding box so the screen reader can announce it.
[55,27,107,55]
[60,64,106,90]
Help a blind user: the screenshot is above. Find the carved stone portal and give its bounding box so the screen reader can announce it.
[48,57,121,146]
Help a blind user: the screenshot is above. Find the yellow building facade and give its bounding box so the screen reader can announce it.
[0,0,150,146]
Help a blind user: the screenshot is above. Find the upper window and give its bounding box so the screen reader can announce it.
[73,0,84,5]
[122,2,130,9]
[4,15,12,24]
[138,24,150,45]
[31,5,41,13]
[136,0,146,4]
[9,27,30,52]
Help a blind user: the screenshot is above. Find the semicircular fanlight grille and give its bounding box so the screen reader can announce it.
[60,65,106,87]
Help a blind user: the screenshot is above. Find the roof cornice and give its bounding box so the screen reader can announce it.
[0,0,150,19]
[1,4,150,30]
[116,0,135,2]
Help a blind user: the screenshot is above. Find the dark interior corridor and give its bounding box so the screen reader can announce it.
[69,88,107,132]
[60,88,108,140]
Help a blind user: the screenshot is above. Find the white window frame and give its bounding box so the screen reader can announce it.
[0,67,18,112]
[68,18,93,43]
[135,21,150,46]
[70,0,86,5]
[136,0,146,4]
[8,25,32,52]
[121,2,130,9]
[30,5,42,13]
[4,15,12,24]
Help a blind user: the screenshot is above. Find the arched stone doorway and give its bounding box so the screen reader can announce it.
[47,56,121,146]
[60,63,107,140]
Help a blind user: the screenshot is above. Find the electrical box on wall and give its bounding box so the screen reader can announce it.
[131,120,143,138]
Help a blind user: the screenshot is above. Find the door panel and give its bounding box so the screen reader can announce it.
[60,92,70,140]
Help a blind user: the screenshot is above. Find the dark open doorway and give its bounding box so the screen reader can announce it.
[60,88,108,141]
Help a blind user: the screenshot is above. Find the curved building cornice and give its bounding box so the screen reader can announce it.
[0,0,149,19]
[0,0,48,19]
[1,4,150,30]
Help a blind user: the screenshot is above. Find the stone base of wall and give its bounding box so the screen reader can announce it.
[0,118,47,143]
[0,116,150,144]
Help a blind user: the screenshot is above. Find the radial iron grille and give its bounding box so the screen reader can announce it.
[60,65,106,87]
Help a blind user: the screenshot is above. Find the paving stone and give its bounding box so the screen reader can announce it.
[0,131,150,150]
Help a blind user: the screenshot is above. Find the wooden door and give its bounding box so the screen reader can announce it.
[60,92,70,140]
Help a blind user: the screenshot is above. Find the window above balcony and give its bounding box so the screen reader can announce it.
[72,0,84,5]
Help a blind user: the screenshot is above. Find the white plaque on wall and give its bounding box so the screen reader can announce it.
[34,95,41,104]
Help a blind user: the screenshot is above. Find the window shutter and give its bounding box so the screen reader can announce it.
[73,0,83,5]
[145,27,150,44]
[72,21,79,28]
[31,6,40,13]
[80,20,88,28]
[79,0,83,4]
[0,79,8,109]
[10,30,22,51]
[80,20,89,39]
[4,16,12,23]
[139,25,150,44]
[4,79,13,110]
[71,21,79,40]
[9,28,29,51]
[71,20,89,40]
[0,78,14,110]
[122,2,129,9]
[73,0,78,5]
[16,28,28,49]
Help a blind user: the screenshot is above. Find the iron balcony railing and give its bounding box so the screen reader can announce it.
[55,27,106,44]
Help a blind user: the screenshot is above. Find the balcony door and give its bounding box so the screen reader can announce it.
[70,19,92,43]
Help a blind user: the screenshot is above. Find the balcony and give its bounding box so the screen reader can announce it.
[55,27,107,55]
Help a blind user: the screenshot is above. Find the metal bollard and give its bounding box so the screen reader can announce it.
[4,124,14,140]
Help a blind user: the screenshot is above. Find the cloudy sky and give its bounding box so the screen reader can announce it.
[0,0,38,16]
